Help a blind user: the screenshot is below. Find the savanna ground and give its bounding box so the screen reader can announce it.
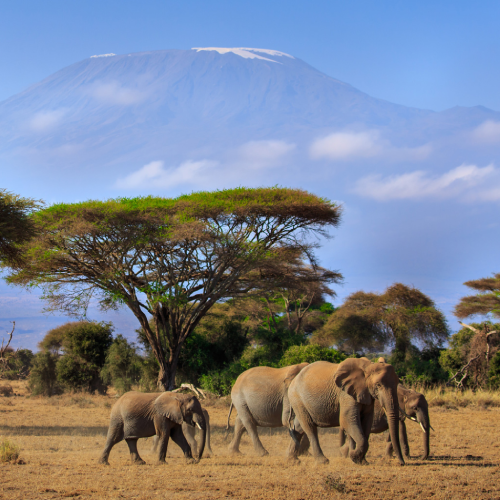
[1,381,500,500]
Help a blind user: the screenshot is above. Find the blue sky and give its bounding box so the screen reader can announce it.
[1,1,499,349]
[1,0,500,111]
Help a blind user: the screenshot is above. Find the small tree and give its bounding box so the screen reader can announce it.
[101,335,142,394]
[279,344,346,366]
[29,352,60,396]
[5,188,341,390]
[315,284,449,355]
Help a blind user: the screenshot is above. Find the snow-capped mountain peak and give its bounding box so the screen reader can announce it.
[90,53,116,58]
[191,47,293,63]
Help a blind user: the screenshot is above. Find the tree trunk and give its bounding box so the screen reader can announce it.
[157,346,181,391]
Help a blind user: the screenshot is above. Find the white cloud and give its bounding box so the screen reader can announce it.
[87,80,146,105]
[472,120,500,143]
[310,129,432,161]
[353,164,497,201]
[116,159,218,189]
[28,109,66,132]
[236,140,295,168]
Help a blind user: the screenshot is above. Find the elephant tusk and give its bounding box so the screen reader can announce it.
[430,424,435,432]
[196,422,202,430]
[419,422,426,433]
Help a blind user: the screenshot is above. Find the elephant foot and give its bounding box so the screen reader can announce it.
[315,456,329,465]
[420,454,429,460]
[257,450,269,457]
[287,456,301,465]
[361,458,369,466]
[132,459,146,465]
[185,457,197,465]
[97,458,109,465]
[203,453,212,459]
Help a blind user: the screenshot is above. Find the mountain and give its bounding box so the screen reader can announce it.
[1,48,498,184]
[1,48,499,350]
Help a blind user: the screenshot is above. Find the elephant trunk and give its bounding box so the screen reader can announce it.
[381,389,405,466]
[416,407,430,460]
[193,411,206,460]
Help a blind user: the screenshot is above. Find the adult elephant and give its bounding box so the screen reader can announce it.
[227,363,310,456]
[340,384,431,460]
[98,391,206,465]
[152,407,214,458]
[288,358,405,465]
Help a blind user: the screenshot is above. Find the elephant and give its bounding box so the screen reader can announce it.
[151,407,214,458]
[287,358,405,465]
[340,384,431,460]
[98,391,206,465]
[227,363,310,456]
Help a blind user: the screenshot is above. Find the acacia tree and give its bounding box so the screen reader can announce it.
[4,187,341,390]
[0,189,42,266]
[454,273,500,320]
[315,283,449,355]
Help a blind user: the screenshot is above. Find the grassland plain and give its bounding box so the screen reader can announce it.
[1,382,500,500]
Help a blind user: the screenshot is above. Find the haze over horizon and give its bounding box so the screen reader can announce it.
[1,1,499,350]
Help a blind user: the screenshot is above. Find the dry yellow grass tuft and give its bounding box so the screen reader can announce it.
[0,381,499,499]
[411,385,500,409]
[0,436,20,463]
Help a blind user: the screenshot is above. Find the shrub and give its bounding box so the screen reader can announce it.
[101,335,142,394]
[199,362,246,396]
[29,352,60,396]
[0,437,20,463]
[279,344,346,366]
[0,348,34,380]
[0,384,14,396]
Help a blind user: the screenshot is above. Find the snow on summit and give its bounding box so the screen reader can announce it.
[192,47,293,62]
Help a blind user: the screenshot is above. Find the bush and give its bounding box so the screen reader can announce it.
[101,335,142,394]
[0,384,13,396]
[56,354,106,393]
[0,437,20,463]
[279,344,346,366]
[0,348,34,380]
[199,362,246,396]
[29,352,60,396]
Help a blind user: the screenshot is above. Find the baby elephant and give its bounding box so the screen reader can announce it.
[152,407,213,458]
[98,391,206,465]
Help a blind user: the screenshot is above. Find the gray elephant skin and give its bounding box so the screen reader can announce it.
[98,391,206,465]
[367,384,431,459]
[152,407,214,458]
[288,358,405,465]
[227,363,310,456]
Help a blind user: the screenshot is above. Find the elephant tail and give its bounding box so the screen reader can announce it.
[224,402,233,440]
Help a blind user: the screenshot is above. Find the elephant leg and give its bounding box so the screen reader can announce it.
[359,405,374,465]
[294,412,328,464]
[385,432,394,457]
[287,419,304,461]
[338,428,349,458]
[182,422,198,457]
[151,435,159,453]
[98,423,124,465]
[170,426,194,461]
[126,438,146,465]
[156,429,171,463]
[297,432,311,456]
[203,410,213,458]
[340,406,367,465]
[228,415,246,455]
[237,412,268,457]
[400,420,410,458]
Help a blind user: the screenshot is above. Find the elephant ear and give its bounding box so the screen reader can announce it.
[154,393,183,425]
[334,360,372,405]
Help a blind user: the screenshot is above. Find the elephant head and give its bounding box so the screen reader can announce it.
[155,393,206,460]
[334,358,405,465]
[399,386,431,459]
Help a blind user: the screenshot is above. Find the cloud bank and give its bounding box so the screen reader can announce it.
[87,80,146,106]
[310,129,431,161]
[472,120,500,143]
[353,164,499,201]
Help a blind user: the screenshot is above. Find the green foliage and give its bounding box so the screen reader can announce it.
[488,352,500,388]
[101,335,142,394]
[389,345,448,386]
[0,189,43,266]
[439,327,476,378]
[28,352,60,396]
[454,273,500,319]
[0,348,33,380]
[199,362,247,396]
[33,321,113,394]
[279,344,346,366]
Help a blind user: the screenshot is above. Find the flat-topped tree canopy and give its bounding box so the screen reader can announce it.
[5,187,342,390]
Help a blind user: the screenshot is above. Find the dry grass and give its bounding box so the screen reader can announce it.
[410,385,500,410]
[0,381,499,499]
